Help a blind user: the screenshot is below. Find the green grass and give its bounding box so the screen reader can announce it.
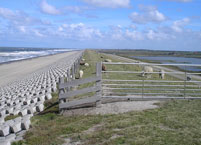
[5,114,21,121]
[15,100,201,145]
[41,92,59,114]
[13,50,201,145]
[68,49,130,100]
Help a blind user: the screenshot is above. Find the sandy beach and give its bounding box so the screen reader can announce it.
[0,51,78,87]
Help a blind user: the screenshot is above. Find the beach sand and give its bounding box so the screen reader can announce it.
[0,51,78,87]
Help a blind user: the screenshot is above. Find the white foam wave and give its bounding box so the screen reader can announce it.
[0,49,74,63]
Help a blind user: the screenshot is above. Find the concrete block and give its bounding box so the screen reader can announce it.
[13,99,20,105]
[12,110,20,116]
[5,100,11,105]
[5,134,16,143]
[23,114,32,121]
[5,120,14,126]
[0,125,10,136]
[36,103,44,112]
[10,121,21,133]
[31,97,38,104]
[0,140,10,145]
[0,118,4,124]
[23,99,31,105]
[45,93,52,100]
[0,110,6,117]
[38,95,45,102]
[14,104,21,110]
[15,130,26,142]
[27,107,36,114]
[41,90,46,95]
[0,137,5,141]
[18,109,27,116]
[52,87,57,93]
[5,107,13,114]
[7,101,14,106]
[46,88,52,93]
[19,98,26,102]
[14,117,22,122]
[21,119,31,130]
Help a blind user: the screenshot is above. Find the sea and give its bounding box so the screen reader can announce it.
[0,47,76,64]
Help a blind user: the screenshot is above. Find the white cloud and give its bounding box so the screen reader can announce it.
[146,30,168,40]
[39,1,93,17]
[63,6,90,14]
[109,25,124,40]
[40,0,61,15]
[162,0,192,2]
[171,18,190,32]
[125,30,144,40]
[81,0,130,8]
[0,7,14,18]
[18,26,26,33]
[0,7,47,25]
[56,23,103,40]
[130,5,166,24]
[108,24,175,41]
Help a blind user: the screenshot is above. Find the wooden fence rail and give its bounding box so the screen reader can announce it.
[59,62,102,111]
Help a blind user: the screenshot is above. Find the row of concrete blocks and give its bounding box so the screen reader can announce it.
[0,85,57,106]
[0,87,55,107]
[0,80,55,99]
[0,53,79,93]
[0,58,81,108]
[0,73,58,100]
[0,80,57,99]
[0,94,51,123]
[0,115,32,136]
[7,81,57,94]
[0,58,77,98]
[0,70,53,91]
[0,115,32,145]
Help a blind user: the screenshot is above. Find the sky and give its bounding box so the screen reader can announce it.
[0,0,201,51]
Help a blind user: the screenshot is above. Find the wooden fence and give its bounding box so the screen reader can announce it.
[58,59,201,113]
[58,63,102,111]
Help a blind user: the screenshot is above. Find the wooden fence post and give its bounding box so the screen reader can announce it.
[96,62,102,106]
[71,65,75,80]
[59,77,65,103]
[76,59,80,72]
[66,69,70,92]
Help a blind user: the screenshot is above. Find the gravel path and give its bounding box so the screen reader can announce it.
[88,100,160,115]
[63,100,160,116]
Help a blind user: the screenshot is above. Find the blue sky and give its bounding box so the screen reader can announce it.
[0,0,201,51]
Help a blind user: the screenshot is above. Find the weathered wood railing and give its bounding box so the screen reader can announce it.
[59,63,102,111]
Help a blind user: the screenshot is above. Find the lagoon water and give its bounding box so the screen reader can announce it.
[132,56,201,72]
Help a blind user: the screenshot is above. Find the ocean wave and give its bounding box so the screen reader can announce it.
[0,48,74,64]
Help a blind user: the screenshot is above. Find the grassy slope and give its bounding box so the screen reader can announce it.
[13,50,201,145]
